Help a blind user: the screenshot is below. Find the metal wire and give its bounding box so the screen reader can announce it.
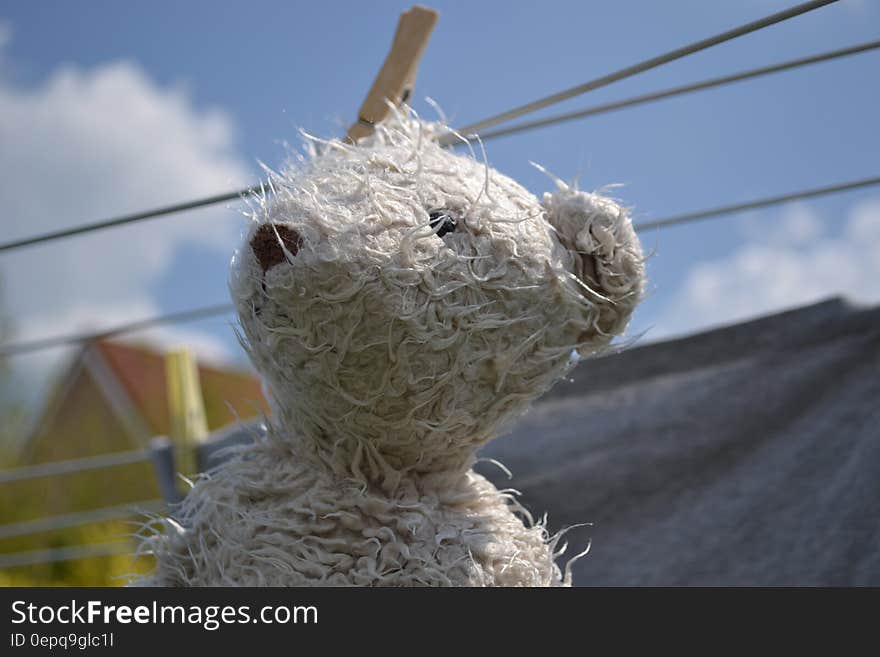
[634,176,880,232]
[0,449,150,484]
[0,185,261,254]
[0,302,234,358]
[0,175,876,359]
[0,1,839,255]
[0,541,133,569]
[452,0,838,136]
[470,39,880,144]
[0,500,165,540]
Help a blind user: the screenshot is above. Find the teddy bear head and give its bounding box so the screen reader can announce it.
[230,112,644,486]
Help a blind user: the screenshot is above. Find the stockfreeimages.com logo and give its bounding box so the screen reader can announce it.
[11,600,317,631]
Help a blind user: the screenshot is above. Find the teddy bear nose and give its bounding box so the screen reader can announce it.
[250,223,303,273]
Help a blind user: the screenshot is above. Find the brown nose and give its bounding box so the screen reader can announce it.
[250,223,303,273]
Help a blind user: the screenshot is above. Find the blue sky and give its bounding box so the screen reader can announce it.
[1,0,878,412]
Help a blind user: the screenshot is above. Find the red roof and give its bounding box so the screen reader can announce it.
[93,340,268,435]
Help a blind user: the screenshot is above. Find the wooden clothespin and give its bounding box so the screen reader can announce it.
[346,5,439,143]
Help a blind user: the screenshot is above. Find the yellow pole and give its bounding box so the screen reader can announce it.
[165,349,209,492]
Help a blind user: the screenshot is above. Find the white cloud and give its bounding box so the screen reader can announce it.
[740,202,824,248]
[0,40,258,413]
[0,49,253,389]
[651,198,880,339]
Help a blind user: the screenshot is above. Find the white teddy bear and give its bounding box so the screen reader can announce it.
[137,110,645,586]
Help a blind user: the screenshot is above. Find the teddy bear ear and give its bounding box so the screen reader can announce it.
[250,223,303,273]
[542,188,646,349]
[541,188,605,312]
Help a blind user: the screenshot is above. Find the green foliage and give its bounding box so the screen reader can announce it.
[0,521,153,587]
[0,458,154,586]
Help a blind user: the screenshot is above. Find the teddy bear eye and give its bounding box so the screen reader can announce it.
[428,210,458,238]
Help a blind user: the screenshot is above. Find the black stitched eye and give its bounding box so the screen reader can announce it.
[429,211,458,238]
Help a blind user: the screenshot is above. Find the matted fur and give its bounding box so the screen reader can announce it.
[136,111,645,586]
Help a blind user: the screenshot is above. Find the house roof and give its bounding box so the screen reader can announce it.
[477,296,880,585]
[91,340,267,436]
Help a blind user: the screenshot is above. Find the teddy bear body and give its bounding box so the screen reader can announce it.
[141,439,563,585]
[138,112,644,586]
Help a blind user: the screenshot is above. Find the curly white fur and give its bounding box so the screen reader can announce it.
[136,110,645,586]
